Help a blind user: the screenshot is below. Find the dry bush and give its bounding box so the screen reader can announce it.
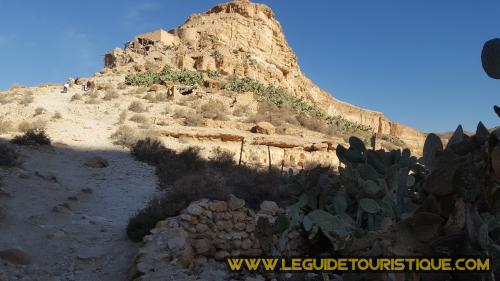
[111,125,139,147]
[97,83,114,91]
[118,110,127,124]
[117,83,127,90]
[296,114,332,134]
[210,147,235,168]
[143,92,167,103]
[129,114,149,124]
[164,103,174,114]
[128,101,147,113]
[177,95,198,107]
[103,90,119,101]
[85,98,101,105]
[233,104,251,117]
[88,90,99,99]
[0,93,15,105]
[33,107,46,116]
[126,139,289,241]
[70,94,82,102]
[18,119,46,133]
[12,129,51,146]
[18,95,34,106]
[0,142,18,166]
[0,118,14,134]
[52,112,62,119]
[198,99,228,121]
[9,84,26,90]
[246,103,299,127]
[128,87,147,96]
[174,108,204,126]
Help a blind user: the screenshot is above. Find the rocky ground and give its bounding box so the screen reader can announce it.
[0,86,158,280]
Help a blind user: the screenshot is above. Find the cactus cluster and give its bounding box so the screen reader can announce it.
[276,105,499,280]
[409,121,500,257]
[482,38,500,79]
[224,75,373,133]
[285,136,425,252]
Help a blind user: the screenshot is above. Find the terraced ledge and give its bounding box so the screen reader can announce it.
[158,125,345,152]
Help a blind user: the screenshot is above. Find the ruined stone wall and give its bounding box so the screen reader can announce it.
[130,196,304,280]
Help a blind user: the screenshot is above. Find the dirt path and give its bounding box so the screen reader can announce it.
[0,88,158,280]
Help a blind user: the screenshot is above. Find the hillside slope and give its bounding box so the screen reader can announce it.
[105,0,426,153]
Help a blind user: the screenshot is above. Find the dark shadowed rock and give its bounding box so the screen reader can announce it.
[0,248,32,265]
[83,156,109,168]
[482,38,500,79]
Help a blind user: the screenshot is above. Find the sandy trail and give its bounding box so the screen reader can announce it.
[0,87,158,280]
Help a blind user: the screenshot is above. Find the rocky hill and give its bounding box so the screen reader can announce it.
[105,0,426,153]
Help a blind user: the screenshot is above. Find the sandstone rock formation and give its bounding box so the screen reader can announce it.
[105,0,426,153]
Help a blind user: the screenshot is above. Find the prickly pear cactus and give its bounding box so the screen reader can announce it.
[482,38,500,79]
[286,136,425,254]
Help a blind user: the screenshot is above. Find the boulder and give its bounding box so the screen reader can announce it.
[186,203,204,216]
[209,201,228,212]
[259,201,280,216]
[251,121,275,135]
[227,195,245,210]
[148,84,166,92]
[166,228,190,251]
[192,238,211,254]
[96,83,113,90]
[83,156,109,168]
[0,248,32,265]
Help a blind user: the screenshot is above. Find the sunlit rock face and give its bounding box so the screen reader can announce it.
[107,0,427,153]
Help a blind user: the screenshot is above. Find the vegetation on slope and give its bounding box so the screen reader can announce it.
[125,65,377,137]
[126,138,289,242]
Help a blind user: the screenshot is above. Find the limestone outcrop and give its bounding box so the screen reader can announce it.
[105,0,426,153]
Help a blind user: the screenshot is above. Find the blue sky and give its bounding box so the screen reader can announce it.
[0,0,498,133]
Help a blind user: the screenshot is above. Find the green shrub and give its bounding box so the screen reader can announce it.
[0,142,19,166]
[210,147,235,169]
[127,139,289,241]
[207,70,221,78]
[12,129,51,146]
[127,196,187,242]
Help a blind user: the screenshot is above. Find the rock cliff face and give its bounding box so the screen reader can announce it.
[109,0,426,152]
